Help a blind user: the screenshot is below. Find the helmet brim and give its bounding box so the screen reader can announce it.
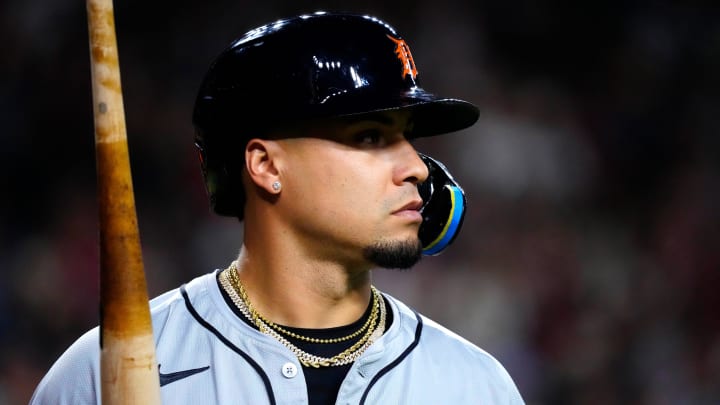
[400,97,480,138]
[320,87,480,138]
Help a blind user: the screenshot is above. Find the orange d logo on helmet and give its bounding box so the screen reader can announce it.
[387,35,418,80]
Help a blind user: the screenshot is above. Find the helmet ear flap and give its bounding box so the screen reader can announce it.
[418,153,466,256]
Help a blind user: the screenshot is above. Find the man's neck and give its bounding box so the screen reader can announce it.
[232,245,373,329]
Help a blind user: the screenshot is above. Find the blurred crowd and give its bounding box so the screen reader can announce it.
[1,0,718,404]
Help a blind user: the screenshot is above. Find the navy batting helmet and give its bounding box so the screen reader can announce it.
[193,11,479,221]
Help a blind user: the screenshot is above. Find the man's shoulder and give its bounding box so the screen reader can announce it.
[419,314,504,366]
[148,271,216,318]
[145,271,221,342]
[30,271,219,405]
[30,327,101,404]
[381,294,524,402]
[387,294,511,370]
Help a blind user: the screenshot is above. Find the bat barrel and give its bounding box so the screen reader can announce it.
[86,0,161,403]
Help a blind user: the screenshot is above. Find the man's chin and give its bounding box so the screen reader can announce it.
[362,238,423,270]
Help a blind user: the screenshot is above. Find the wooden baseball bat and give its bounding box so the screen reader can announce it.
[86,0,161,403]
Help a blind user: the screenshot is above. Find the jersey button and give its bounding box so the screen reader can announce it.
[282,362,298,378]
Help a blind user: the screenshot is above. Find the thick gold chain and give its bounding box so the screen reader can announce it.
[220,263,385,368]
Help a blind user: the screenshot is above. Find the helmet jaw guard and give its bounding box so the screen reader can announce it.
[193,12,479,243]
[418,153,467,256]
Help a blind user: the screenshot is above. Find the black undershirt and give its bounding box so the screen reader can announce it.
[216,272,393,405]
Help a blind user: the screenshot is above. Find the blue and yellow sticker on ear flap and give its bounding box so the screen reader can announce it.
[417,152,467,256]
[421,185,466,256]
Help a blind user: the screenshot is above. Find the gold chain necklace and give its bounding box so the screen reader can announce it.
[220,264,386,368]
[226,262,378,344]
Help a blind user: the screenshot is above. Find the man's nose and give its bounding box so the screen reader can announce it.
[394,139,429,185]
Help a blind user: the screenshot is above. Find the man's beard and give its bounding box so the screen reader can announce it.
[362,237,423,269]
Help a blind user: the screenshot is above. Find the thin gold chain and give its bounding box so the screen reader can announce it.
[220,264,386,368]
[227,261,377,344]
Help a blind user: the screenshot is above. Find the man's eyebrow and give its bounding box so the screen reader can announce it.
[338,112,406,127]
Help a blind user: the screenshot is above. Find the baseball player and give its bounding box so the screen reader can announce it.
[31,12,524,404]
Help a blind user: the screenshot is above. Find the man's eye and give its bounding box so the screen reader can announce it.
[356,130,382,145]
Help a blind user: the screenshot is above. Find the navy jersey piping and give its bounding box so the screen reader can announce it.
[180,285,277,405]
[359,309,423,404]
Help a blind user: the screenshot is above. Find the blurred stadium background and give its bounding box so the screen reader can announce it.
[1,0,718,403]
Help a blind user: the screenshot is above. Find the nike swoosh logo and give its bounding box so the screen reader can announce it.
[159,364,210,387]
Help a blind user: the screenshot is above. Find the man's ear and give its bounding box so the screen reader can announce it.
[245,139,283,194]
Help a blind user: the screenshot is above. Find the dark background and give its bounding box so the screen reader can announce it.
[1,0,719,403]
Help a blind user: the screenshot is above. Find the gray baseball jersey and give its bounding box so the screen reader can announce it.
[31,271,524,404]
